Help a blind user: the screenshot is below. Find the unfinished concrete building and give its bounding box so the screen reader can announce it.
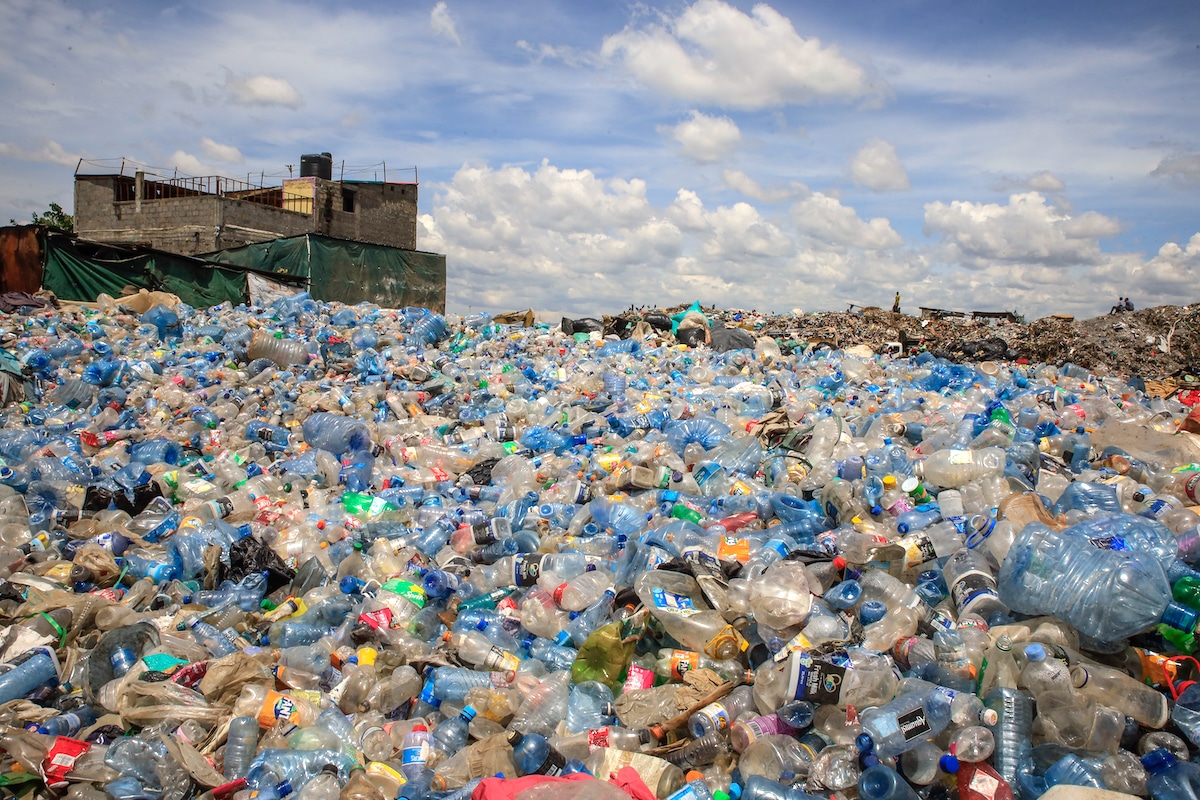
[74,153,418,256]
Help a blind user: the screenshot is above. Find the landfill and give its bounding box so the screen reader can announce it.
[0,293,1197,800]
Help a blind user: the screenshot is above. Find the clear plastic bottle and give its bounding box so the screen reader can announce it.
[1070,660,1170,727]
[915,447,1006,488]
[224,716,259,780]
[999,520,1199,641]
[1018,643,1073,699]
[858,764,921,800]
[942,547,1008,622]
[688,685,756,738]
[983,686,1032,789]
[859,686,953,758]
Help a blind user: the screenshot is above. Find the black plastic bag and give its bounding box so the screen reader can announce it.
[676,326,707,348]
[710,326,755,353]
[224,535,296,595]
[561,317,604,335]
[643,311,672,331]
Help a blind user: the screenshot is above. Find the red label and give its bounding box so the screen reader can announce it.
[42,737,90,787]
[623,664,655,692]
[358,608,394,629]
[587,728,611,749]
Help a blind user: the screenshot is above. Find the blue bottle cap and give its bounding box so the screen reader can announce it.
[1023,643,1046,662]
[1141,748,1176,774]
[939,754,960,773]
[859,600,887,626]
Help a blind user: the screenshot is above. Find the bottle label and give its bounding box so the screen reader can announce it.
[702,702,731,732]
[902,533,938,569]
[513,554,545,586]
[683,548,724,578]
[587,727,612,749]
[401,741,430,768]
[670,649,700,679]
[1186,473,1200,503]
[717,536,750,562]
[624,664,656,692]
[1087,535,1130,552]
[897,706,933,742]
[917,607,956,638]
[787,653,845,705]
[947,451,973,465]
[746,714,789,738]
[381,579,426,608]
[256,690,299,728]
[482,646,519,672]
[650,588,699,616]
[950,571,999,615]
[472,522,500,545]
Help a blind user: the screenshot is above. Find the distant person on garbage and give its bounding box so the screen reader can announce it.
[1111,297,1126,315]
[892,292,901,313]
[1125,297,1134,312]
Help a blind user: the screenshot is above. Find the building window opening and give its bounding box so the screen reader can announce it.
[342,191,356,213]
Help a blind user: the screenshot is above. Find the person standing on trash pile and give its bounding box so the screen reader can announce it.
[892,291,901,313]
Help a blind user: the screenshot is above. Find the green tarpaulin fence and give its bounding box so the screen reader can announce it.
[41,233,250,308]
[208,233,446,312]
[34,230,444,311]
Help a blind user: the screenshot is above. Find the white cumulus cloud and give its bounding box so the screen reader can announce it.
[1152,153,1200,184]
[601,0,881,109]
[165,150,211,176]
[225,74,303,108]
[200,137,243,164]
[849,138,909,192]
[923,192,1121,268]
[661,111,741,162]
[791,192,903,250]
[431,2,461,45]
[0,140,79,167]
[722,169,807,204]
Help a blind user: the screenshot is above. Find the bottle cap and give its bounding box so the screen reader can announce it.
[939,753,960,773]
[1023,643,1046,662]
[1141,748,1176,774]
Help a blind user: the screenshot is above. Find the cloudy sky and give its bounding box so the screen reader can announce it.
[1,0,1198,320]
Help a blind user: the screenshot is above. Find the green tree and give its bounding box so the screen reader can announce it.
[9,202,73,232]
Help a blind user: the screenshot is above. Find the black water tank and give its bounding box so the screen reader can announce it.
[300,152,333,180]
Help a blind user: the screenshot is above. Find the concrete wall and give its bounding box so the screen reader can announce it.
[315,182,418,250]
[75,175,419,255]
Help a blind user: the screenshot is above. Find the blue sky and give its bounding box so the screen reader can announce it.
[1,0,1197,320]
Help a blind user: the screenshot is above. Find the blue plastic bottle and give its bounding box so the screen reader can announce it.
[998,520,1198,641]
[857,765,921,800]
[1143,748,1200,800]
[507,731,566,776]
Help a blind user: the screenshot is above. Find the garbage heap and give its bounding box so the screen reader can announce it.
[0,294,1198,800]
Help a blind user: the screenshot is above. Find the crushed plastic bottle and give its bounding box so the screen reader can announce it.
[1,297,1200,800]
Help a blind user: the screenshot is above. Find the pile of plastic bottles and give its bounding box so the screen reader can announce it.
[0,293,1199,800]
